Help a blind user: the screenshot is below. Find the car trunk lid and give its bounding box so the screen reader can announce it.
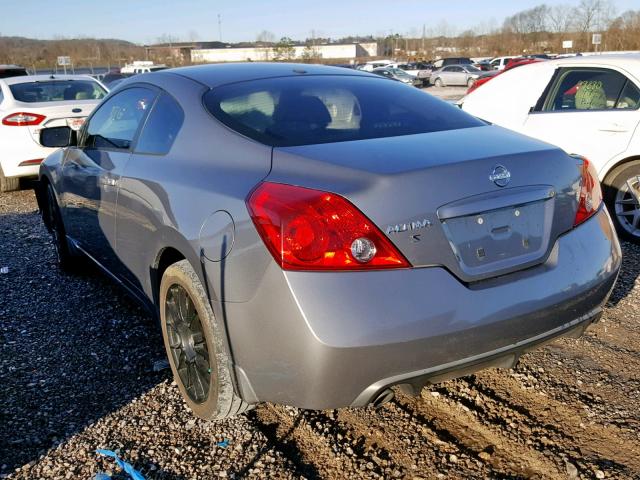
[8,100,100,145]
[268,125,581,283]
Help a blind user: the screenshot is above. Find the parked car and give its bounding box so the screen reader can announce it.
[0,74,108,191]
[466,58,545,95]
[489,56,518,71]
[388,63,432,85]
[432,57,474,69]
[357,60,393,72]
[36,63,620,420]
[372,67,422,86]
[0,65,28,79]
[430,64,482,87]
[473,61,493,71]
[120,61,167,75]
[461,54,640,241]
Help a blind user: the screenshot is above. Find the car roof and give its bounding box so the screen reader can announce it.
[547,53,640,70]
[166,62,372,88]
[1,74,101,86]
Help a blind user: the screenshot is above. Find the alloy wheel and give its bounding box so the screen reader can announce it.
[615,175,640,239]
[165,284,211,403]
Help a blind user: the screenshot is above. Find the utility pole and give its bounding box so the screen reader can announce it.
[422,24,425,56]
[218,14,222,42]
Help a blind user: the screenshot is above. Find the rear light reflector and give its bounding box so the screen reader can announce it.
[247,182,411,271]
[18,158,44,166]
[2,112,46,126]
[574,157,603,227]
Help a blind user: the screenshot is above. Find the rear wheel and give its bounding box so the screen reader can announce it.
[434,78,443,88]
[0,166,20,193]
[46,184,82,271]
[467,78,476,88]
[604,161,640,242]
[160,259,251,420]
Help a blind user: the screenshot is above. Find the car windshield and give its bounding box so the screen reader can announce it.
[204,75,483,147]
[10,80,107,103]
[389,68,412,78]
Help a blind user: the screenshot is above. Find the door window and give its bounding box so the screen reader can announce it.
[542,68,636,112]
[136,93,185,155]
[83,87,156,150]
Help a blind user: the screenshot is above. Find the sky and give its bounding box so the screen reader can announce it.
[0,0,638,44]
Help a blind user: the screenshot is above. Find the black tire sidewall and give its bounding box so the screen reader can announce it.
[604,160,640,242]
[160,260,230,419]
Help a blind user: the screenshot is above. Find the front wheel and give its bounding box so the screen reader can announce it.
[45,184,82,271]
[604,161,640,242]
[434,78,443,88]
[160,259,251,420]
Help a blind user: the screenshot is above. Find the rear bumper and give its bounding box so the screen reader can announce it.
[224,207,621,409]
[0,130,54,178]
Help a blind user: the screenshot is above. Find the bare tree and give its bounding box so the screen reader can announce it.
[547,4,574,33]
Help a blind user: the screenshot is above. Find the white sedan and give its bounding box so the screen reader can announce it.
[0,74,108,191]
[461,54,640,241]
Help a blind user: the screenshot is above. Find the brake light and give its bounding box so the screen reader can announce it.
[18,158,44,166]
[2,112,46,126]
[574,157,602,227]
[247,182,411,271]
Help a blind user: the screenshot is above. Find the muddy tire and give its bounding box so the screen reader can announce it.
[45,184,83,272]
[160,259,251,420]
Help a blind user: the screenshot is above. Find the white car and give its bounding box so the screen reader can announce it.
[461,54,640,241]
[0,74,108,191]
[489,56,517,70]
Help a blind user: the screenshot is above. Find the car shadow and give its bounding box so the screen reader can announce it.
[0,211,171,474]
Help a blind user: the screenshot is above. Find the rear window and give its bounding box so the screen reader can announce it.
[0,68,27,79]
[204,75,483,147]
[9,80,107,103]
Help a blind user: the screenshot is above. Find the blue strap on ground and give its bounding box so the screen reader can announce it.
[96,449,145,480]
[216,439,229,448]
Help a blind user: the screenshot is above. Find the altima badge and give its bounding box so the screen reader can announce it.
[386,219,432,235]
[490,165,511,187]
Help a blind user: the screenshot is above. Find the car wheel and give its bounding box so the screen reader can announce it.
[604,161,640,242]
[160,259,252,420]
[0,165,20,192]
[467,78,476,88]
[434,78,443,88]
[46,184,82,271]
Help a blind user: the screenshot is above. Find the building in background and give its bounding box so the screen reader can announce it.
[191,42,378,63]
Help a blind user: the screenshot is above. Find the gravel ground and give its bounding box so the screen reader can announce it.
[421,85,467,102]
[1,189,639,480]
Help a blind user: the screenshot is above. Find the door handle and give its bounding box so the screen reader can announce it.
[598,123,628,133]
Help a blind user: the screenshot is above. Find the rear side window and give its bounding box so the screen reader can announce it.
[542,68,634,111]
[204,75,483,147]
[616,80,640,110]
[9,80,107,103]
[136,93,184,155]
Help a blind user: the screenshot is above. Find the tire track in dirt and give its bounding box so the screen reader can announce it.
[466,369,639,478]
[393,389,567,479]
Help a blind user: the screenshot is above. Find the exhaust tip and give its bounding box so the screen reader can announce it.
[371,388,394,409]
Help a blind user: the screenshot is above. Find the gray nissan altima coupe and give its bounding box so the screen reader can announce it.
[36,63,621,420]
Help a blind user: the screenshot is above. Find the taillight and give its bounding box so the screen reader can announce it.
[574,157,603,227]
[2,112,46,126]
[247,182,411,271]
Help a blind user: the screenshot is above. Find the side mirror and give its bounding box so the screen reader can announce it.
[40,126,77,148]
